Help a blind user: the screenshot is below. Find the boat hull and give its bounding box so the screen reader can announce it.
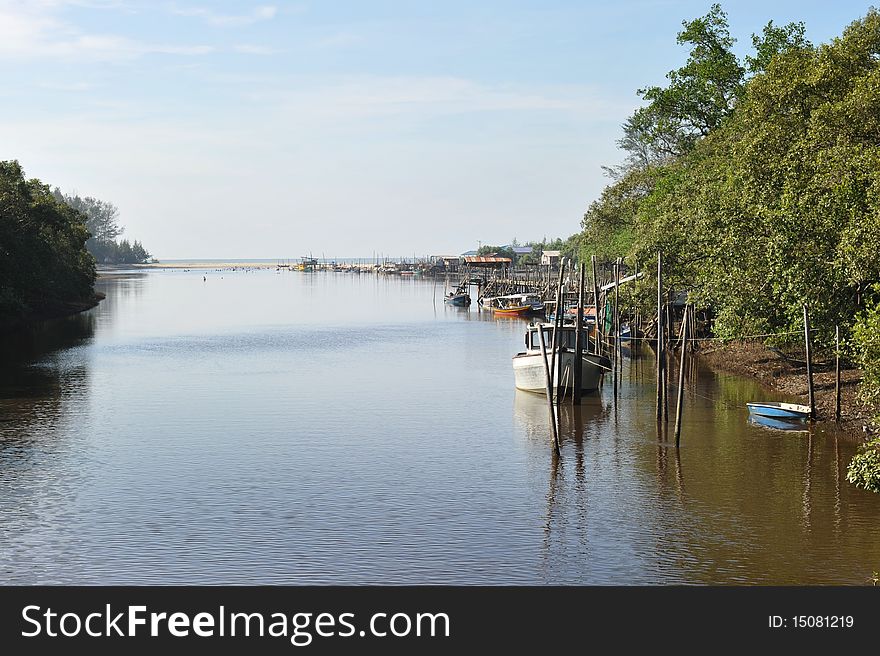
[445,294,471,306]
[746,402,811,420]
[494,305,531,316]
[512,351,609,393]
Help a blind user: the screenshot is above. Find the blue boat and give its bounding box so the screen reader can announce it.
[746,402,811,421]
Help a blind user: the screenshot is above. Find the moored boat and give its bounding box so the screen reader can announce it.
[483,293,545,315]
[512,323,611,393]
[444,283,471,306]
[746,402,811,420]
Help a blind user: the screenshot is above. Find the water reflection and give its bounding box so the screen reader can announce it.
[1,270,880,584]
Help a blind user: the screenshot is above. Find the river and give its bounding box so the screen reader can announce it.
[1,267,878,584]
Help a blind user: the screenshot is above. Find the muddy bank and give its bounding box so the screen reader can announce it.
[698,341,871,437]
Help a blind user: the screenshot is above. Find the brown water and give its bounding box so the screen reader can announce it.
[1,267,878,584]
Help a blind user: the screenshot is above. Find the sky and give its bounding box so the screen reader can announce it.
[0,1,870,259]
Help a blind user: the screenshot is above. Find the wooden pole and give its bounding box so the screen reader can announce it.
[803,304,816,420]
[664,302,671,422]
[674,305,689,447]
[656,252,664,422]
[549,262,565,387]
[555,283,566,408]
[613,258,620,395]
[835,324,841,423]
[538,327,560,455]
[591,255,601,355]
[573,263,585,404]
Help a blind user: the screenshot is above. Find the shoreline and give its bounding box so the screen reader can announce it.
[698,341,869,438]
[0,293,105,334]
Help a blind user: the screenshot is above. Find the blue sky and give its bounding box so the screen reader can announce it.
[0,1,869,258]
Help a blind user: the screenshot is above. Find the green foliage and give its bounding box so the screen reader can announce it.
[847,438,880,493]
[580,7,880,348]
[0,161,96,320]
[851,288,880,416]
[52,189,151,264]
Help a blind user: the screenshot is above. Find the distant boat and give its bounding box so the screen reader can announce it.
[482,294,539,316]
[746,402,811,421]
[512,323,611,393]
[494,304,531,316]
[445,293,470,306]
[444,284,471,306]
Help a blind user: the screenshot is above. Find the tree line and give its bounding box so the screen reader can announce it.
[52,189,151,265]
[574,5,880,485]
[1,160,150,323]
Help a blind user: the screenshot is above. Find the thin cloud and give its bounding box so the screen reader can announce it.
[267,76,626,121]
[0,2,213,59]
[172,4,277,27]
[233,44,280,55]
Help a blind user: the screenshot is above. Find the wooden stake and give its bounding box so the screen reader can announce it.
[573,262,585,404]
[835,324,841,423]
[674,304,689,447]
[664,302,670,422]
[538,327,560,455]
[656,252,664,422]
[549,262,565,387]
[591,255,601,355]
[803,304,815,421]
[613,258,620,397]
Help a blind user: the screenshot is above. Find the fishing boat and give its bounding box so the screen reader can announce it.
[444,284,471,306]
[512,323,611,393]
[746,402,811,421]
[481,293,544,315]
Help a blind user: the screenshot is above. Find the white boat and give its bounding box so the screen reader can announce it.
[512,323,611,393]
[481,293,545,313]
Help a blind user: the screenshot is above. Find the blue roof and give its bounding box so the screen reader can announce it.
[512,247,533,254]
[460,250,478,256]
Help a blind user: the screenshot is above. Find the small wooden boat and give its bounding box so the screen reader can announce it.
[746,402,811,420]
[444,283,471,306]
[445,292,471,306]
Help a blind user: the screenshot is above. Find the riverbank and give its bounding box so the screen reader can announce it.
[0,293,105,334]
[699,341,870,437]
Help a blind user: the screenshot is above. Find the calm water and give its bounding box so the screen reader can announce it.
[1,268,879,584]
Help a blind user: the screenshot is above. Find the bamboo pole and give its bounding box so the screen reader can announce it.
[674,304,689,447]
[803,304,816,420]
[538,327,560,455]
[835,324,841,423]
[573,262,585,404]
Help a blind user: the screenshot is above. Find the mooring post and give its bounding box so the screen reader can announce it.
[674,304,690,447]
[803,304,816,421]
[656,252,664,422]
[591,255,601,355]
[549,261,565,387]
[538,327,560,455]
[573,262,585,404]
[613,258,620,397]
[554,279,566,408]
[664,302,671,422]
[835,323,841,423]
